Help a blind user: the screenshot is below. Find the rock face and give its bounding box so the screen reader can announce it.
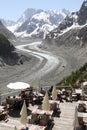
[0,33,31,66]
[78,0,87,25]
[44,0,87,47]
[5,8,70,39]
[0,34,19,65]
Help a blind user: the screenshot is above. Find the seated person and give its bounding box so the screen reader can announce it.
[40,87,45,95]
[76,94,81,101]
[30,113,39,124]
[48,86,53,95]
[19,91,26,99]
[78,117,84,125]
[78,103,86,112]
[40,113,49,126]
[58,94,63,102]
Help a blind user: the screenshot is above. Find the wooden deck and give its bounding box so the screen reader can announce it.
[53,102,77,130]
[0,102,78,130]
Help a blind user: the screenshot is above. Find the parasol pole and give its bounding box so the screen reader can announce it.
[0,92,1,105]
[81,83,84,102]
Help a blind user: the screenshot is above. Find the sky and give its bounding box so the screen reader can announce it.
[0,0,85,21]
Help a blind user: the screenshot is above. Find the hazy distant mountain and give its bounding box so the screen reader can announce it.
[0,19,15,26]
[44,0,87,46]
[6,8,70,39]
[0,21,15,39]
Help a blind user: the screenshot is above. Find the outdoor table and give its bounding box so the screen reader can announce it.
[32,109,53,115]
[77,112,87,125]
[20,124,46,130]
[33,97,43,105]
[31,109,54,126]
[16,96,22,99]
[78,100,87,104]
[0,106,5,113]
[49,100,60,104]
[33,92,44,97]
[0,106,5,110]
[78,112,87,118]
[72,94,77,101]
[49,100,60,110]
[0,105,8,121]
[72,94,77,97]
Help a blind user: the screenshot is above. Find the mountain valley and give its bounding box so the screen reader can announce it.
[0,1,87,94]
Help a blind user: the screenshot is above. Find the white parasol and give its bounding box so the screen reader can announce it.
[82,81,87,86]
[52,86,57,100]
[42,91,49,110]
[20,100,27,125]
[73,106,79,130]
[7,82,30,90]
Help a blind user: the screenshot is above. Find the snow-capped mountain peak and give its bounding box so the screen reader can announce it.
[32,12,50,24]
[5,8,70,39]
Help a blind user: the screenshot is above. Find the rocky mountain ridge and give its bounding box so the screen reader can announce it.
[44,0,87,42]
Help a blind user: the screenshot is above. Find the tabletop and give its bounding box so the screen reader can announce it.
[49,100,60,104]
[20,124,46,130]
[32,109,53,115]
[78,112,87,118]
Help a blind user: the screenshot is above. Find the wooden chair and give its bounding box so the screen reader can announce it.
[50,103,57,110]
[78,117,84,125]
[30,113,38,124]
[40,114,49,126]
[0,109,8,121]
